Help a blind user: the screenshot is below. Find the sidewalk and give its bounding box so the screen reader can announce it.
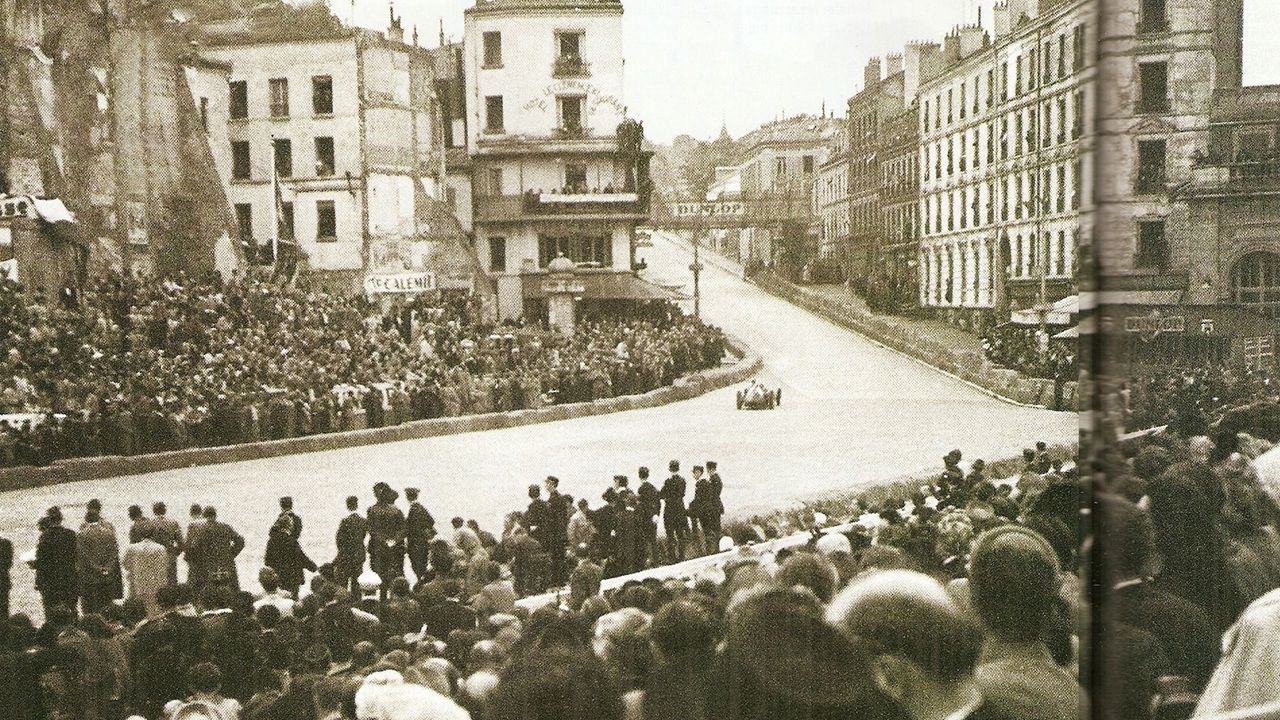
[806,285,985,356]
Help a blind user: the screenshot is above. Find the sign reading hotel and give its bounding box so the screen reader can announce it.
[365,272,437,295]
[668,201,745,219]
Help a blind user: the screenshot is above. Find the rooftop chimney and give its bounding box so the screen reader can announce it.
[957,25,988,59]
[942,29,960,64]
[387,5,404,44]
[902,42,937,107]
[1006,0,1029,29]
[885,52,903,77]
[992,2,1011,39]
[864,56,882,89]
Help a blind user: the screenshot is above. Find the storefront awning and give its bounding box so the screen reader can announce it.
[1010,295,1080,326]
[522,272,684,301]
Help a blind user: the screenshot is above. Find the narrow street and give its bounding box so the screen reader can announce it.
[0,235,1075,618]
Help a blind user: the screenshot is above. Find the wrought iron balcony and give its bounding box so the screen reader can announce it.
[552,55,591,78]
[475,191,649,222]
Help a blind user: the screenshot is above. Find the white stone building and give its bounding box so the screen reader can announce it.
[917,0,1095,325]
[462,0,655,321]
[201,13,472,292]
[814,129,849,260]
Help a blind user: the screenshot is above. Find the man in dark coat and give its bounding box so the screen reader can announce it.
[525,484,549,549]
[35,508,78,617]
[610,495,641,577]
[421,579,477,639]
[366,482,406,600]
[706,461,725,538]
[190,506,246,591]
[636,467,661,567]
[185,503,208,588]
[77,498,122,615]
[334,496,367,594]
[543,476,571,585]
[264,516,317,597]
[150,501,183,585]
[404,487,436,583]
[278,496,303,540]
[688,465,716,556]
[660,460,690,562]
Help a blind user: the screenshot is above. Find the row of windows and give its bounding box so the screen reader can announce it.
[234,200,337,244]
[483,29,587,73]
[922,160,1085,236]
[884,204,917,244]
[924,89,1086,184]
[882,154,919,195]
[482,163,621,196]
[486,235,613,273]
[921,24,1088,134]
[820,209,850,244]
[815,172,848,208]
[231,137,336,181]
[923,228,1077,292]
[229,75,333,121]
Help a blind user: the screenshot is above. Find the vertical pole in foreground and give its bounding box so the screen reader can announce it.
[691,213,704,318]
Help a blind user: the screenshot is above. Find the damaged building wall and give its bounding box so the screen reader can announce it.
[2,0,240,290]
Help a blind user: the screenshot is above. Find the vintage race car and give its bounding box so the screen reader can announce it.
[737,383,782,410]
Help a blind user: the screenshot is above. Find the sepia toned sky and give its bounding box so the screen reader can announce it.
[336,0,1280,144]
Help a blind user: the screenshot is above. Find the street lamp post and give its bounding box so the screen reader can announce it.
[690,214,704,318]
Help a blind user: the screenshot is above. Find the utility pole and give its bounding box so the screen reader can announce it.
[690,211,704,318]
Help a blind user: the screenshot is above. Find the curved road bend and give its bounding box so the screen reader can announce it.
[0,234,1076,617]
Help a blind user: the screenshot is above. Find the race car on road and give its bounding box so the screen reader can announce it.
[737,381,782,410]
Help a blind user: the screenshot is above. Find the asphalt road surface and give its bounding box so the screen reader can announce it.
[0,234,1076,618]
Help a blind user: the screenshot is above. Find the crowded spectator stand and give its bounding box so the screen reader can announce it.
[0,273,726,468]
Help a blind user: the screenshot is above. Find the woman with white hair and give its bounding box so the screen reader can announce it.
[593,608,654,720]
[354,670,471,720]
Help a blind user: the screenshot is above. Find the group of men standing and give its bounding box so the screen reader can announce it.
[30,499,249,619]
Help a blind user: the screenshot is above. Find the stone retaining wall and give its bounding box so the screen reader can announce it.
[0,338,762,492]
[751,273,1078,411]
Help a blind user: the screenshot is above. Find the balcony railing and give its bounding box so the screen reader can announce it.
[553,124,588,140]
[553,55,590,78]
[474,191,648,222]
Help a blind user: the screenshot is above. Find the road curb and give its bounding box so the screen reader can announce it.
[0,338,763,492]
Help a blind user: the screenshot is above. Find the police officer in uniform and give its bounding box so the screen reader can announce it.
[404,487,436,584]
[334,496,367,595]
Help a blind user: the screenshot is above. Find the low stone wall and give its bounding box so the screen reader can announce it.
[751,272,1078,411]
[0,338,762,492]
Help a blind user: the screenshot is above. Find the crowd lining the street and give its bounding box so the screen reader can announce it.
[0,275,726,468]
[0,441,1104,720]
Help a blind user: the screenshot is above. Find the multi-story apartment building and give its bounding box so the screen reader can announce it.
[1097,0,1280,370]
[463,0,654,321]
[846,57,907,287]
[814,129,849,263]
[878,90,923,309]
[917,0,1095,329]
[737,114,842,270]
[202,11,473,293]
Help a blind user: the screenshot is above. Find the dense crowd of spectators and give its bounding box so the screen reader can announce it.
[0,274,726,468]
[1095,416,1280,720]
[1118,366,1280,437]
[0,441,1109,720]
[980,324,1076,382]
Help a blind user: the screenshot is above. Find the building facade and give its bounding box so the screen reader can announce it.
[877,94,922,309]
[1,0,242,292]
[462,0,654,321]
[737,114,842,271]
[813,129,848,263]
[202,12,475,293]
[1097,0,1280,371]
[917,0,1095,329]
